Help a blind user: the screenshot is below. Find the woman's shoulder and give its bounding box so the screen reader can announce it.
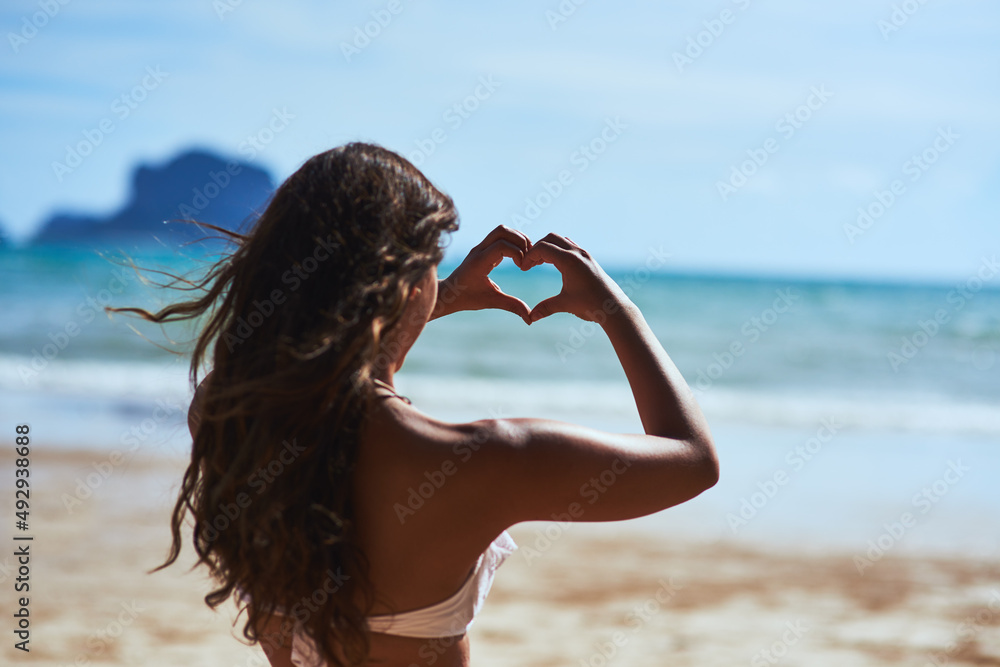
[361,399,511,459]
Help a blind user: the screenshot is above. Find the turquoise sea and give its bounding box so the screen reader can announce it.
[2,246,998,557]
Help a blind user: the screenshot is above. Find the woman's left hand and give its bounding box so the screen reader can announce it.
[431,225,532,324]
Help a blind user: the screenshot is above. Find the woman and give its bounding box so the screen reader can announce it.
[124,142,718,667]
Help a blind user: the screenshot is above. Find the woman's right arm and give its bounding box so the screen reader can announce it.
[456,234,718,527]
[187,371,214,438]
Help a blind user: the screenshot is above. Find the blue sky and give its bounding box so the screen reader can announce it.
[1,0,997,283]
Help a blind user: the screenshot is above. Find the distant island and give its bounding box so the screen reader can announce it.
[28,149,276,247]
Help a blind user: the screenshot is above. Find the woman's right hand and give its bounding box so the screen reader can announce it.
[431,225,533,324]
[523,233,631,323]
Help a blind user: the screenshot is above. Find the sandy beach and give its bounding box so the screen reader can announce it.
[1,446,998,667]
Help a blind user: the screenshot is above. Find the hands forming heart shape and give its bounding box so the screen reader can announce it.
[431,225,626,326]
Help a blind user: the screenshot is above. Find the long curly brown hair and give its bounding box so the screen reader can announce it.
[110,142,458,666]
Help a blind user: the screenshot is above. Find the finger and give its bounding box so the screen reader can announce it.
[535,233,573,251]
[478,238,527,270]
[528,294,566,323]
[523,240,573,271]
[478,225,531,256]
[484,283,531,323]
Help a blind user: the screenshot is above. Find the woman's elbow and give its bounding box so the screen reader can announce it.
[703,453,720,490]
[693,438,720,491]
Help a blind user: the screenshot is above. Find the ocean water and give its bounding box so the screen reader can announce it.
[2,246,998,555]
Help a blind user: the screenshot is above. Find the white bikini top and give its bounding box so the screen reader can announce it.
[239,531,517,667]
[362,530,517,637]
